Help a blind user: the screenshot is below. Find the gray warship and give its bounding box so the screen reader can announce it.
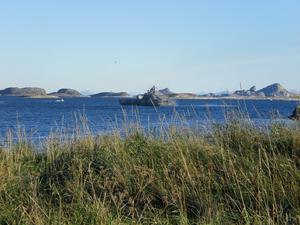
[119,86,174,106]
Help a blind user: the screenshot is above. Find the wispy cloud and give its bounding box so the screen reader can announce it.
[191,55,300,71]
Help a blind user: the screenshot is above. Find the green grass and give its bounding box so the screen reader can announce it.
[0,106,300,224]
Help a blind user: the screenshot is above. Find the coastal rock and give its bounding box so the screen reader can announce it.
[0,87,47,96]
[244,90,252,96]
[221,92,231,97]
[202,93,221,97]
[234,90,244,95]
[90,92,132,98]
[49,88,88,97]
[288,106,300,120]
[257,83,291,97]
[158,88,174,95]
[167,93,201,99]
[233,83,291,98]
[255,92,266,97]
[249,86,257,92]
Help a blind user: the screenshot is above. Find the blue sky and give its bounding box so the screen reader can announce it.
[0,0,299,94]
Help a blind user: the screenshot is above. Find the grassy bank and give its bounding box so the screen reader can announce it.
[0,108,300,224]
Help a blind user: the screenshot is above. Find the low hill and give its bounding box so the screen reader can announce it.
[49,88,88,98]
[257,83,291,97]
[233,83,291,98]
[80,90,96,96]
[0,87,46,96]
[166,93,201,99]
[90,92,132,98]
[158,88,174,95]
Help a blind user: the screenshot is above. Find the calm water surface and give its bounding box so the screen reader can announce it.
[0,96,298,140]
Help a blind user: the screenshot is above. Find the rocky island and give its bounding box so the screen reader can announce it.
[288,106,300,120]
[90,92,132,98]
[0,87,47,96]
[48,88,89,98]
[0,83,298,101]
[161,83,299,101]
[0,87,90,98]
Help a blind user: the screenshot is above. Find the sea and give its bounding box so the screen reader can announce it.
[0,96,298,141]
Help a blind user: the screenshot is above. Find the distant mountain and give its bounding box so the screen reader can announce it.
[290,89,299,94]
[80,90,95,96]
[197,91,234,96]
[0,87,46,96]
[129,92,141,96]
[197,91,207,95]
[217,90,234,95]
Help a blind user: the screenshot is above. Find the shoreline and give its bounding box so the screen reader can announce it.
[169,96,300,101]
[1,95,299,101]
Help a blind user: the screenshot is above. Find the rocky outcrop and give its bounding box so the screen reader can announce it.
[202,93,221,97]
[233,83,291,98]
[167,93,201,99]
[90,92,132,98]
[257,83,291,97]
[288,106,300,120]
[234,88,256,96]
[249,86,256,92]
[49,88,88,98]
[0,87,47,96]
[255,92,266,97]
[158,88,174,95]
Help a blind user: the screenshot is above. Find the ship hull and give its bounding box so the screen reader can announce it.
[119,99,173,106]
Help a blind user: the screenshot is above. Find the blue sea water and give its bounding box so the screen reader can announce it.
[0,96,298,140]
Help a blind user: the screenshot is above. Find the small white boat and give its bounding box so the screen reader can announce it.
[56,99,64,102]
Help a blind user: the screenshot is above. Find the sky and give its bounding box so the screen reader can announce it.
[0,0,299,94]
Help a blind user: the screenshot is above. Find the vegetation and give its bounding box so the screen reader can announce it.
[0,106,299,224]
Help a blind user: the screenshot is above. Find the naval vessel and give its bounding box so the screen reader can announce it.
[119,86,174,106]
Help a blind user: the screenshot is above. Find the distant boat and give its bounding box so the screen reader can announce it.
[56,99,64,102]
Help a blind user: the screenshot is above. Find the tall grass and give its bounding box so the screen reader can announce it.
[0,105,299,224]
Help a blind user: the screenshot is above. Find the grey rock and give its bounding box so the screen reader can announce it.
[234,90,248,96]
[249,86,257,92]
[158,88,174,95]
[90,92,131,97]
[244,90,252,96]
[232,83,291,98]
[255,92,266,97]
[209,93,221,97]
[288,106,300,120]
[49,88,88,97]
[221,93,231,97]
[257,83,291,97]
[0,87,46,96]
